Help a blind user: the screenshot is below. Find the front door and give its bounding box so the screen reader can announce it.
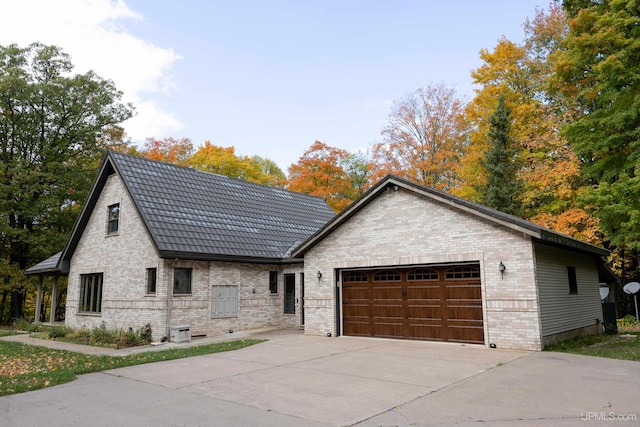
[300,273,305,326]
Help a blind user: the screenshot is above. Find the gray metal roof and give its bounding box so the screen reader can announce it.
[52,151,336,270]
[108,152,335,260]
[25,252,62,275]
[292,175,609,258]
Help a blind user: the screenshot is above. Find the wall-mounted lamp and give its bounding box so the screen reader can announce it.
[317,270,322,279]
[499,262,506,280]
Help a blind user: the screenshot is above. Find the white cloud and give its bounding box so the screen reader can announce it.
[0,0,182,142]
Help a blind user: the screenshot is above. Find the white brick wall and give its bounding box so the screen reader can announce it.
[66,174,304,341]
[303,188,543,351]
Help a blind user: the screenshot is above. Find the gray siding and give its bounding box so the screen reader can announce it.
[535,243,602,337]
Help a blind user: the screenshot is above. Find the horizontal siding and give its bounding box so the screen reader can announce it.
[535,243,602,337]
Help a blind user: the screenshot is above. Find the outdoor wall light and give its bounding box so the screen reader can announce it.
[317,270,322,279]
[499,262,506,280]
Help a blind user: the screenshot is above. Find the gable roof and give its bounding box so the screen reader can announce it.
[58,151,335,270]
[292,175,609,258]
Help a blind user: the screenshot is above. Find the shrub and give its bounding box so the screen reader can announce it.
[48,325,72,339]
[13,318,39,333]
[617,314,639,329]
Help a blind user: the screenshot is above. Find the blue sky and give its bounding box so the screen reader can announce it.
[1,0,548,172]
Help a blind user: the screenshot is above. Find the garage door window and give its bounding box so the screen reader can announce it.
[373,270,401,281]
[445,266,480,279]
[342,271,368,283]
[407,268,439,281]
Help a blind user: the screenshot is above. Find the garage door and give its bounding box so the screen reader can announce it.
[341,265,484,344]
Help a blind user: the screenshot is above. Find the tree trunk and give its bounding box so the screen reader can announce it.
[0,289,7,324]
[10,290,23,321]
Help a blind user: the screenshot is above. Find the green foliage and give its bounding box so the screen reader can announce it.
[617,314,639,329]
[0,338,265,396]
[12,318,39,333]
[477,96,523,216]
[47,325,72,339]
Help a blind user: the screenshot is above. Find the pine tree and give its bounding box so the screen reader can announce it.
[478,96,523,216]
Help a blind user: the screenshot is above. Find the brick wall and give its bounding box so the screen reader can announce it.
[303,188,543,351]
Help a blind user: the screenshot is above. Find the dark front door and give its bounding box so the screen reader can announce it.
[300,273,305,325]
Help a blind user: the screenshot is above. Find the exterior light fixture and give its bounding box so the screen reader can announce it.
[317,270,322,279]
[499,262,506,280]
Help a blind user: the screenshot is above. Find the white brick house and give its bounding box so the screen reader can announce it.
[28,152,612,350]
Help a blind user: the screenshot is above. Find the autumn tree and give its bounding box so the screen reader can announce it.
[140,137,194,166]
[189,141,286,187]
[554,0,640,285]
[287,141,358,212]
[0,43,133,321]
[477,96,523,215]
[370,83,466,191]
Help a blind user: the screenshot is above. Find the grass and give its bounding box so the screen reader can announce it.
[545,332,640,361]
[0,336,265,396]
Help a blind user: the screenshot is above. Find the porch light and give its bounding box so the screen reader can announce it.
[317,270,322,279]
[499,262,506,279]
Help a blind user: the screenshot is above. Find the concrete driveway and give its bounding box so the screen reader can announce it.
[1,329,638,426]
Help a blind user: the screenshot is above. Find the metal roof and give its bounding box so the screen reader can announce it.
[25,252,62,275]
[292,175,609,258]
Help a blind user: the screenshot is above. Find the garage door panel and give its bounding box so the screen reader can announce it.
[342,264,484,344]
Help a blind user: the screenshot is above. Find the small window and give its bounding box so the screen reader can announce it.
[445,266,480,279]
[173,268,192,295]
[146,268,157,294]
[372,270,401,282]
[211,285,238,318]
[342,271,369,283]
[107,203,120,234]
[567,266,578,294]
[79,273,103,313]
[408,268,439,281]
[269,271,278,294]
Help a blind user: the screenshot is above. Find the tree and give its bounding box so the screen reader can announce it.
[139,137,194,166]
[0,43,133,321]
[287,141,358,212]
[189,141,286,187]
[477,96,523,215]
[553,0,640,287]
[370,83,466,191]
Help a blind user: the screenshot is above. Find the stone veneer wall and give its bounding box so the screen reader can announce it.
[303,188,544,351]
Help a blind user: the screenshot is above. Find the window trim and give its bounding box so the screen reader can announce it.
[79,273,103,314]
[107,203,120,235]
[173,268,192,295]
[146,268,157,295]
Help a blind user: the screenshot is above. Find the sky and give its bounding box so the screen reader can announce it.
[0,0,548,172]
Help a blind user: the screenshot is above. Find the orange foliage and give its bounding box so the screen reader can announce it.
[287,141,357,212]
[140,137,194,166]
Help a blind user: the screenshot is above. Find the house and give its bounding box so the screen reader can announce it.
[27,151,612,351]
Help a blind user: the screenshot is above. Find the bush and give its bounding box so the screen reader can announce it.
[88,322,152,348]
[13,318,40,333]
[617,314,639,329]
[48,325,72,339]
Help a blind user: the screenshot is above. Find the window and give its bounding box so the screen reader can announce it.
[567,266,578,294]
[79,273,103,313]
[342,271,369,283]
[211,285,238,318]
[445,266,480,279]
[173,268,192,295]
[107,203,120,234]
[372,270,401,281]
[284,274,295,314]
[269,271,278,293]
[408,268,439,281]
[146,268,157,294]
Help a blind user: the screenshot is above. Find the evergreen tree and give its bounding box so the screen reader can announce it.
[478,96,523,216]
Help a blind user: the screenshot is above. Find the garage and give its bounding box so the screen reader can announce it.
[341,264,484,344]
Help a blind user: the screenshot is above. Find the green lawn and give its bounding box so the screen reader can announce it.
[545,332,640,361]
[0,335,264,396]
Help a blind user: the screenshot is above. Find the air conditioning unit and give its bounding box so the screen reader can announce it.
[170,324,191,343]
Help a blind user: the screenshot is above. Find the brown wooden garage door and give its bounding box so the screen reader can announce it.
[341,265,484,344]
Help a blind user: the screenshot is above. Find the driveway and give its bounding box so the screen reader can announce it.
[1,329,638,426]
